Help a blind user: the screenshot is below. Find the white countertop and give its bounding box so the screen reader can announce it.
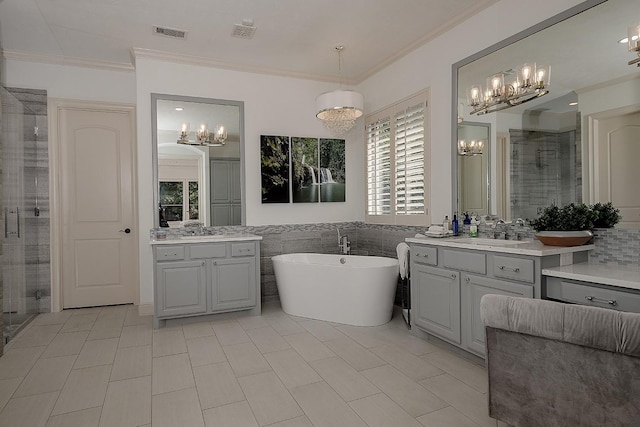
[405,236,595,256]
[150,234,262,245]
[543,263,640,291]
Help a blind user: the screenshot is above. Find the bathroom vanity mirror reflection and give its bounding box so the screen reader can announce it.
[457,122,490,217]
[152,94,245,227]
[453,0,640,226]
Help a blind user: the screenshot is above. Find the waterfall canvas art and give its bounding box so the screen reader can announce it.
[260,135,345,204]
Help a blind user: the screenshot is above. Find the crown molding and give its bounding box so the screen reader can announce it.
[130,47,348,84]
[1,49,135,72]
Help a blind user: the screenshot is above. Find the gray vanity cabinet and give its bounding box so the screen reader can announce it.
[413,264,461,344]
[461,273,533,355]
[153,239,260,328]
[155,260,207,318]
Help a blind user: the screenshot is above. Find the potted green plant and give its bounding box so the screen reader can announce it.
[529,202,620,246]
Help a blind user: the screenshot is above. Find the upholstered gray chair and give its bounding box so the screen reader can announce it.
[480,294,640,427]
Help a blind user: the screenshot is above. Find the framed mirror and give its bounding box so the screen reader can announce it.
[452,0,640,226]
[457,122,490,218]
[152,93,245,227]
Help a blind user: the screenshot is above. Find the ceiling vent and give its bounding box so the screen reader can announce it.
[232,19,256,39]
[153,26,187,40]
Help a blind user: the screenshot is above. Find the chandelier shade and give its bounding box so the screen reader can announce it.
[316,90,364,135]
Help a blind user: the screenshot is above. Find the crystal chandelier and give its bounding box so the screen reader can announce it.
[467,63,550,115]
[316,46,364,135]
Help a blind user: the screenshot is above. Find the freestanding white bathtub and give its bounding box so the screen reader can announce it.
[272,253,400,326]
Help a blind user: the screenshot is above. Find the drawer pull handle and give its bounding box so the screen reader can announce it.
[451,274,457,280]
[585,296,617,306]
[499,265,520,273]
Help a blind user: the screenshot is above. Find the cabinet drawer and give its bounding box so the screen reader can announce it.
[156,246,185,261]
[443,250,486,274]
[492,255,535,283]
[412,246,437,266]
[190,244,227,259]
[231,242,256,257]
[546,277,640,313]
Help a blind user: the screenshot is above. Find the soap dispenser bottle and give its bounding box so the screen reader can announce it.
[443,215,450,231]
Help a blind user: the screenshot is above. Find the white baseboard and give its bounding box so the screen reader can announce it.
[138,303,154,317]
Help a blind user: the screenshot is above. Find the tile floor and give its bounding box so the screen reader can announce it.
[0,303,508,427]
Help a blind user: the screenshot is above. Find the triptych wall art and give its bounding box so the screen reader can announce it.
[260,135,345,203]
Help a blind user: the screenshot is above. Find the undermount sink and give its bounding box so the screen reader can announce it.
[452,238,526,246]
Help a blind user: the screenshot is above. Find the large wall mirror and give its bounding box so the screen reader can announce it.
[452,0,640,227]
[152,93,245,227]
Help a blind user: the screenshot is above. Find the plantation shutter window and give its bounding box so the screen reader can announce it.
[365,90,430,225]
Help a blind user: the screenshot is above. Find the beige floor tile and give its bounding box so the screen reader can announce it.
[87,323,122,341]
[264,349,322,389]
[420,374,495,427]
[182,321,215,340]
[45,407,102,427]
[41,331,89,358]
[247,326,291,354]
[371,344,443,381]
[14,355,76,397]
[123,308,152,327]
[0,377,23,412]
[202,401,259,427]
[60,313,98,333]
[267,415,314,427]
[119,324,152,348]
[99,376,151,427]
[152,353,195,395]
[73,337,119,369]
[152,387,204,427]
[32,312,72,326]
[237,315,270,331]
[110,345,152,381]
[373,327,442,355]
[349,393,423,427]
[334,325,388,348]
[193,362,245,410]
[187,335,227,367]
[299,319,347,341]
[309,356,379,402]
[211,320,251,346]
[417,406,481,427]
[239,371,303,426]
[51,365,111,415]
[223,342,272,377]
[324,337,385,371]
[361,365,448,417]
[10,324,63,348]
[0,391,59,427]
[290,381,367,427]
[0,346,46,380]
[152,327,187,357]
[283,332,335,362]
[263,314,306,336]
[96,305,128,322]
[422,350,488,393]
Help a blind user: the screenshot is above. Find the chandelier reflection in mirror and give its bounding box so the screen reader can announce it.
[177,122,227,146]
[458,139,485,156]
[467,63,550,115]
[628,23,640,66]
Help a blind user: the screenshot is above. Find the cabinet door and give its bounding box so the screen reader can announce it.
[156,261,207,318]
[412,265,461,344]
[462,273,533,357]
[210,160,231,203]
[211,257,257,312]
[211,204,231,226]
[231,160,241,203]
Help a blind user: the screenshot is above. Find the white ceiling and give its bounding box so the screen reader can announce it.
[0,0,498,83]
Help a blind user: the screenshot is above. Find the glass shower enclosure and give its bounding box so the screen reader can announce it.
[0,85,50,348]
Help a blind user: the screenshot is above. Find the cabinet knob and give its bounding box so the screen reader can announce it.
[466,277,470,283]
[451,274,457,280]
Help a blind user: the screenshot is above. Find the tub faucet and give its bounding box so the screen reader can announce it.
[337,227,351,255]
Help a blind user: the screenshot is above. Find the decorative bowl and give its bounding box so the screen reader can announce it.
[535,230,593,247]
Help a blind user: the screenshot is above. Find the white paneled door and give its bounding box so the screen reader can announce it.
[58,104,137,308]
[595,110,640,228]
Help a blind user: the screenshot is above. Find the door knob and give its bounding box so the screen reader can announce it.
[119,228,131,234]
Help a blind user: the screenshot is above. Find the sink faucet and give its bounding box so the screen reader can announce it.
[337,227,351,255]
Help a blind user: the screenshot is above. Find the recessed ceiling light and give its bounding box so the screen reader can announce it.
[620,35,639,44]
[569,102,578,106]
[175,107,183,111]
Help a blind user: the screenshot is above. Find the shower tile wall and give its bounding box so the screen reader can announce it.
[510,127,580,220]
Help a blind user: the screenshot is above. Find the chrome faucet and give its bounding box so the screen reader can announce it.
[337,227,351,255]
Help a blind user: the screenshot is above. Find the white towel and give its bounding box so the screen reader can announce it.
[428,225,445,232]
[396,242,410,280]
